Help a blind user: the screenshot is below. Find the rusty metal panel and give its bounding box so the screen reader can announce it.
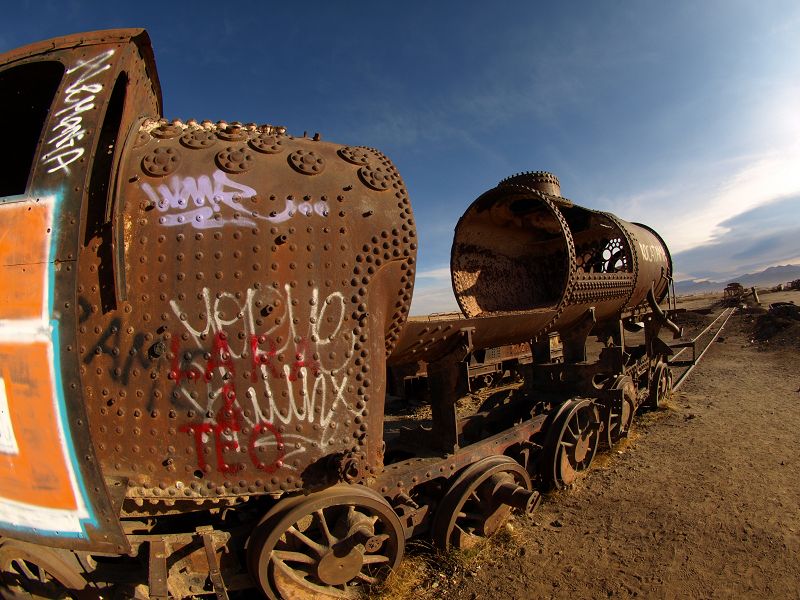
[444,171,673,347]
[0,27,417,551]
[78,120,416,503]
[391,172,672,365]
[0,30,163,553]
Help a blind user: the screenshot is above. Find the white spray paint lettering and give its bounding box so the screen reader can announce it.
[141,169,329,229]
[638,242,667,263]
[42,50,115,174]
[170,284,356,473]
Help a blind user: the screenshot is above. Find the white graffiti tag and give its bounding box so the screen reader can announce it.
[142,170,329,229]
[169,284,357,472]
[42,50,115,174]
[638,242,667,263]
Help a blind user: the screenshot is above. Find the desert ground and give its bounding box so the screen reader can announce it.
[380,289,800,600]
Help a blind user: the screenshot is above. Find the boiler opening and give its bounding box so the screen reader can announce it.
[452,194,569,316]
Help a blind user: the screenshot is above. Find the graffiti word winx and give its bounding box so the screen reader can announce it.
[170,284,354,474]
[176,338,284,474]
[169,285,351,428]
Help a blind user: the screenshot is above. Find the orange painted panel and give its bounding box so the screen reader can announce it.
[0,343,78,511]
[0,202,51,320]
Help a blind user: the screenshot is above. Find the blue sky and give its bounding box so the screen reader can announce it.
[3,1,799,313]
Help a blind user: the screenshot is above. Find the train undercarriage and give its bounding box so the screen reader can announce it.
[1,305,683,600]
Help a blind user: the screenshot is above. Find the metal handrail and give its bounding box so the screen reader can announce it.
[672,307,736,391]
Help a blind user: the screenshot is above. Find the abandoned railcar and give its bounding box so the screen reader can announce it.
[0,30,680,600]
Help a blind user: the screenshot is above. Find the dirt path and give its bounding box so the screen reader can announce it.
[397,307,800,599]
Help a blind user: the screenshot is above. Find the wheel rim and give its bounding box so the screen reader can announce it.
[0,540,85,599]
[649,363,672,409]
[248,485,404,600]
[543,399,601,489]
[432,456,534,551]
[605,376,636,447]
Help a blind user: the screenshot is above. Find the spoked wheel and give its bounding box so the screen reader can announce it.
[648,362,672,409]
[604,375,636,447]
[247,485,404,600]
[432,456,539,551]
[0,540,86,599]
[541,398,602,489]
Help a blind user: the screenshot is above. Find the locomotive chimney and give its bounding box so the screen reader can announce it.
[500,170,562,197]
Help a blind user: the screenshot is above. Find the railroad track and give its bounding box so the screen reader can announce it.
[669,306,737,391]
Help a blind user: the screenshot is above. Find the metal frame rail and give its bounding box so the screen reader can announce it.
[670,306,737,391]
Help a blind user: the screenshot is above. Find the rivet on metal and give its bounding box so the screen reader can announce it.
[133,130,151,148]
[216,146,255,173]
[217,124,247,141]
[288,150,325,175]
[180,128,217,149]
[142,147,181,177]
[152,123,183,139]
[358,165,394,191]
[250,133,285,154]
[338,146,377,165]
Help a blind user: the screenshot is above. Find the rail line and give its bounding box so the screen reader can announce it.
[669,306,737,391]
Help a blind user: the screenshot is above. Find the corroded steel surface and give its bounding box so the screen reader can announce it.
[391,173,673,365]
[247,484,404,600]
[0,28,417,550]
[0,29,161,553]
[1,27,695,600]
[389,312,551,365]
[452,172,672,321]
[83,118,415,503]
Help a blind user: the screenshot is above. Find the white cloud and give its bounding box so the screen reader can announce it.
[613,139,800,256]
[409,265,458,315]
[409,284,458,316]
[779,256,800,267]
[415,266,451,280]
[608,70,800,259]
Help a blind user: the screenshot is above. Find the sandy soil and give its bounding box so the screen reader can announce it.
[386,290,800,600]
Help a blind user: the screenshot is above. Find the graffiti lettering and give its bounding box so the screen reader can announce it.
[42,50,115,174]
[250,336,321,382]
[83,317,152,386]
[169,337,204,383]
[171,284,353,474]
[247,422,284,473]
[638,242,667,264]
[176,331,286,474]
[141,169,329,229]
[179,419,285,475]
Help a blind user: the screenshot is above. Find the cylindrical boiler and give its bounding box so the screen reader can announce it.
[390,172,673,364]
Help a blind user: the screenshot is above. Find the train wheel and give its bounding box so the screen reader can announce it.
[432,456,538,551]
[604,375,636,447]
[0,539,86,599]
[247,485,404,600]
[648,363,672,409]
[542,399,601,489]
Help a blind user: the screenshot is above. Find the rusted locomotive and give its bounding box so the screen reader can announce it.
[0,30,681,599]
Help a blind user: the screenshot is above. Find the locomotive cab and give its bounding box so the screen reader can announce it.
[0,28,161,553]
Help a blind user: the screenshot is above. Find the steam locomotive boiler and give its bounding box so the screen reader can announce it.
[0,30,680,600]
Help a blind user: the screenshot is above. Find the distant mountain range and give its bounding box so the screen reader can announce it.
[674,264,800,295]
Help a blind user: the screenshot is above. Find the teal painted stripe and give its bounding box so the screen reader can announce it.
[47,189,97,538]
